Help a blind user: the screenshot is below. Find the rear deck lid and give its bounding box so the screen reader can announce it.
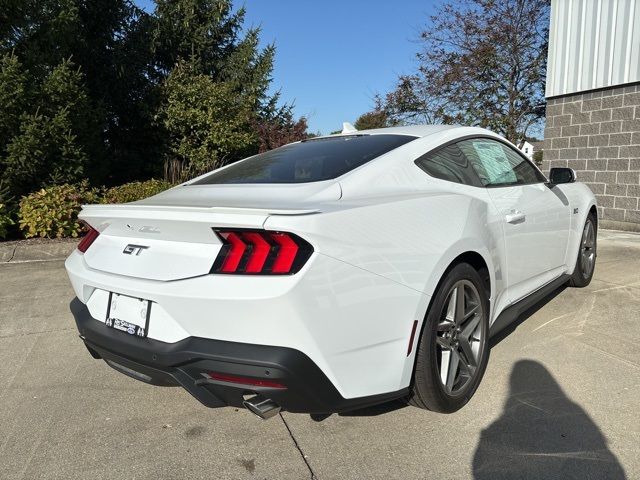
[79,203,319,281]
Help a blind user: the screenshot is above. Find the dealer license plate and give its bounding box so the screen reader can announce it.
[105,292,151,337]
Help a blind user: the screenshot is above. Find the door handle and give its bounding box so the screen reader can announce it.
[505,210,526,224]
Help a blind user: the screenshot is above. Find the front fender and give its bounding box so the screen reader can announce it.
[555,183,597,274]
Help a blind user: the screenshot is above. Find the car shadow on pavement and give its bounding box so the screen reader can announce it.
[472,359,626,480]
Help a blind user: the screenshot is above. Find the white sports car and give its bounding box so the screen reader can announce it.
[65,125,597,419]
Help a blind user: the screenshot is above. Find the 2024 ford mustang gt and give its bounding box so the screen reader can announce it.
[66,125,597,419]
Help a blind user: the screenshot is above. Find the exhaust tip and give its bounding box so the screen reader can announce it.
[243,395,281,420]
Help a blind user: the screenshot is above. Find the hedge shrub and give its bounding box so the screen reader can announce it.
[102,179,172,204]
[0,203,13,239]
[13,179,173,240]
[18,181,101,238]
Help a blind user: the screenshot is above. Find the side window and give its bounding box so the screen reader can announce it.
[414,143,483,187]
[458,138,546,187]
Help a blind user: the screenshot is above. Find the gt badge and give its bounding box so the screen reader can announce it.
[123,244,149,256]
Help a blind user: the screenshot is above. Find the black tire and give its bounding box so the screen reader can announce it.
[408,263,490,413]
[569,213,597,288]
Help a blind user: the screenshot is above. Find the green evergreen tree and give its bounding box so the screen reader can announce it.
[0,0,307,195]
[158,59,257,182]
[0,53,29,151]
[153,0,277,109]
[153,0,287,179]
[2,0,157,184]
[2,59,94,196]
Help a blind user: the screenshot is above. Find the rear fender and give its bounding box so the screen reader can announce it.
[266,192,506,320]
[421,239,496,314]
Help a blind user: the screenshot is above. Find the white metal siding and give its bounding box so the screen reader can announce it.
[546,0,640,97]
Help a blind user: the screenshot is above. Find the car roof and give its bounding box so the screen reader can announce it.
[351,124,461,137]
[312,124,462,141]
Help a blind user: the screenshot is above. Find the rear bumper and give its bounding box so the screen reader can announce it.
[71,298,407,414]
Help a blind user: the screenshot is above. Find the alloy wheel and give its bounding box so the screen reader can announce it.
[580,220,596,279]
[436,280,484,395]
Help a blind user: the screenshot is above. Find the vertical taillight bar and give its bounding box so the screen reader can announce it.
[77,225,100,253]
[242,232,271,273]
[218,232,247,272]
[270,233,299,273]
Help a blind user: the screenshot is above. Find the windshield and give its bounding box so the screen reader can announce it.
[191,134,417,184]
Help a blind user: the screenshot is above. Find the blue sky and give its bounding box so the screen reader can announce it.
[135,1,438,134]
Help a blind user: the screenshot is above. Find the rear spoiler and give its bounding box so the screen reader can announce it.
[79,204,320,231]
[80,204,320,216]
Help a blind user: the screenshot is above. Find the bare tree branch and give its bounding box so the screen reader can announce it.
[384,0,549,143]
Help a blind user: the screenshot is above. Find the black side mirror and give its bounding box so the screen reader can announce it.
[549,167,576,185]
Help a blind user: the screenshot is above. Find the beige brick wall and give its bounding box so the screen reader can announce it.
[543,83,640,229]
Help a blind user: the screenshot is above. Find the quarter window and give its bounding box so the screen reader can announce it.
[414,143,483,187]
[457,138,545,187]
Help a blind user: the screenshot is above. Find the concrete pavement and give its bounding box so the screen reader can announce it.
[1,231,638,479]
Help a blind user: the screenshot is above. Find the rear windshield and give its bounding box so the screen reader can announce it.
[191,134,417,184]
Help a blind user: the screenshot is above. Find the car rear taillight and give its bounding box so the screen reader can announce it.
[77,225,100,253]
[211,229,313,275]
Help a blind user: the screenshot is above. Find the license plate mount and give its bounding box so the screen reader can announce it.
[105,292,152,338]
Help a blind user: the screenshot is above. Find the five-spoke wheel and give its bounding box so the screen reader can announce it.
[408,262,489,413]
[436,280,483,395]
[570,213,597,287]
